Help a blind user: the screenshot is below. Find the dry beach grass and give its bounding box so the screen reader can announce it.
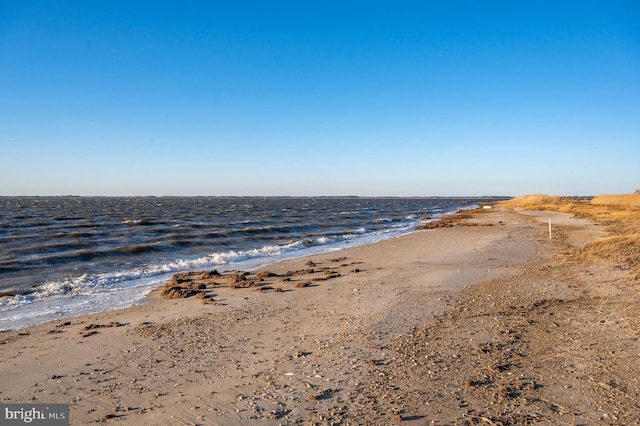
[1,194,639,425]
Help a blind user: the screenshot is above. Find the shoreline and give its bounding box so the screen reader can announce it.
[2,205,639,424]
[0,202,485,333]
[0,206,489,335]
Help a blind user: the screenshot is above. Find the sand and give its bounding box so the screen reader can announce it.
[1,206,639,425]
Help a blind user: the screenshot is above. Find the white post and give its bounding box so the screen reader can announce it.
[548,218,552,240]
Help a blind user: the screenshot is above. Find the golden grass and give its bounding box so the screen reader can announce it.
[499,194,640,275]
[500,194,564,207]
[580,234,640,267]
[499,194,585,214]
[591,194,640,207]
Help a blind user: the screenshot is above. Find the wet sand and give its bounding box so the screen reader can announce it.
[2,206,638,425]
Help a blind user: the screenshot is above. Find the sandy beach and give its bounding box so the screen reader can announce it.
[2,204,639,425]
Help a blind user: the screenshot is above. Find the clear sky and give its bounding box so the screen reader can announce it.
[1,1,639,196]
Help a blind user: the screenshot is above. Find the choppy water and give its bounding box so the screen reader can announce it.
[0,196,505,330]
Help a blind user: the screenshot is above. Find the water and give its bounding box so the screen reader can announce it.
[0,196,505,330]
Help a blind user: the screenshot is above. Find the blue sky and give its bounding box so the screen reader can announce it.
[1,1,638,196]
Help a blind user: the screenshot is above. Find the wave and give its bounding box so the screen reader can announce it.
[122,219,154,226]
[52,231,94,238]
[10,240,90,255]
[235,224,292,235]
[1,244,166,268]
[374,217,393,223]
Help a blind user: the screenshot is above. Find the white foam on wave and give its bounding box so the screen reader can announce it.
[0,274,168,331]
[374,217,393,223]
